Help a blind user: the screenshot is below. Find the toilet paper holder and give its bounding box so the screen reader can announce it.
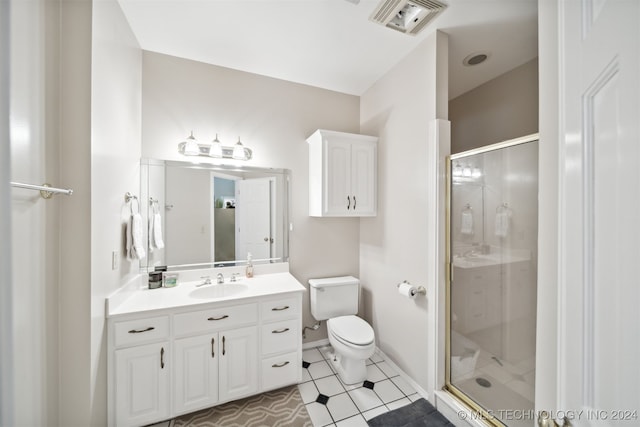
[397,280,426,297]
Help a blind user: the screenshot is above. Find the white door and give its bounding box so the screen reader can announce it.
[350,140,377,216]
[325,140,351,215]
[236,178,272,261]
[174,334,219,415]
[556,0,640,425]
[115,342,170,427]
[219,326,258,402]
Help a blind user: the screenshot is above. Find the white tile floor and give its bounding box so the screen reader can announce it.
[298,345,421,427]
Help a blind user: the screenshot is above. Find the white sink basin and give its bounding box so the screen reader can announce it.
[189,284,248,300]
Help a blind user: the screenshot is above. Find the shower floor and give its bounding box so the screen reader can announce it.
[452,346,535,427]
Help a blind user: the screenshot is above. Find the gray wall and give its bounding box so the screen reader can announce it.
[449,58,538,153]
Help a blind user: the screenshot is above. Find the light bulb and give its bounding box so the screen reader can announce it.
[472,167,482,178]
[462,164,472,177]
[182,131,200,156]
[232,137,246,160]
[209,134,223,158]
[453,162,463,177]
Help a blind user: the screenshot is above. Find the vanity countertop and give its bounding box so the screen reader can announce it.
[452,250,531,269]
[106,267,305,318]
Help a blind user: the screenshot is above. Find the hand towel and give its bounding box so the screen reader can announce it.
[495,211,510,238]
[127,213,146,260]
[152,212,164,249]
[461,211,474,235]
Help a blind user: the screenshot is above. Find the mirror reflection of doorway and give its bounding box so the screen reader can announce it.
[446,135,538,427]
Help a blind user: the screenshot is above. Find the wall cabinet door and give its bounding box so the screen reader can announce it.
[308,129,377,217]
[174,334,219,415]
[219,326,258,401]
[115,342,169,427]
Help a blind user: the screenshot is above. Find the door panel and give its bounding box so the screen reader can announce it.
[559,0,640,424]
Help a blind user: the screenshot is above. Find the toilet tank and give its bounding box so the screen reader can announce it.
[309,276,359,321]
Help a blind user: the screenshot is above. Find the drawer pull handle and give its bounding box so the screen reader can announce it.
[272,328,290,334]
[128,326,155,334]
[222,336,226,355]
[207,315,229,321]
[160,347,165,369]
[272,361,290,368]
[211,337,215,358]
[271,306,289,311]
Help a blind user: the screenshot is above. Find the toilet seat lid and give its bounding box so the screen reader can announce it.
[328,315,374,346]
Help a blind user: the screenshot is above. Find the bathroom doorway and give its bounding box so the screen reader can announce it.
[445,134,538,427]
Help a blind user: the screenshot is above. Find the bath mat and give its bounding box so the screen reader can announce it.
[172,385,312,427]
[367,398,454,427]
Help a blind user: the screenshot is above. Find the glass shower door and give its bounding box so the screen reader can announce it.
[446,135,539,427]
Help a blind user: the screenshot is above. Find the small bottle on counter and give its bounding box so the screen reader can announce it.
[245,252,254,278]
[148,272,163,289]
[163,272,178,287]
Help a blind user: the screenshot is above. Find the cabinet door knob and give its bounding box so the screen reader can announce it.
[160,347,165,369]
[211,337,215,358]
[222,336,226,355]
[353,195,356,210]
[347,196,351,210]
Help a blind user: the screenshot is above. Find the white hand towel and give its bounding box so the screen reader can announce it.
[461,211,474,235]
[495,211,510,238]
[152,212,164,249]
[127,213,146,260]
[148,211,155,253]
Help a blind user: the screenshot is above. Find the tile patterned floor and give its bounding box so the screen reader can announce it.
[298,344,421,427]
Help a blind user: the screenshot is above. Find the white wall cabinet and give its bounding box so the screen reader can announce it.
[308,129,377,217]
[108,293,301,427]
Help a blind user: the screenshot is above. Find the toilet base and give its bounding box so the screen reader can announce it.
[329,353,367,385]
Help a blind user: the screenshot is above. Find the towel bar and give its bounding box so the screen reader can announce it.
[10,181,73,199]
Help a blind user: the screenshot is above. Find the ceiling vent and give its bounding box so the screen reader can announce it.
[370,0,447,36]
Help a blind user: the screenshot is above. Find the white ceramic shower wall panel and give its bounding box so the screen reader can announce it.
[105,271,305,427]
[308,129,378,217]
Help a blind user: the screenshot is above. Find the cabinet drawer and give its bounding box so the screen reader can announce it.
[261,351,300,391]
[114,316,169,348]
[261,319,299,356]
[174,303,257,337]
[260,296,300,322]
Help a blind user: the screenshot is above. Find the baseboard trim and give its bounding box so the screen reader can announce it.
[302,338,329,350]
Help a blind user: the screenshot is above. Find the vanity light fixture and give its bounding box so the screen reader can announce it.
[209,133,223,158]
[181,131,200,156]
[232,137,247,160]
[177,132,253,160]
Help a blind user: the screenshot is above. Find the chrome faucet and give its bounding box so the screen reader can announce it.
[196,276,212,287]
[216,273,225,284]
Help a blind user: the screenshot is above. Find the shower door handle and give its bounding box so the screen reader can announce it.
[538,411,572,427]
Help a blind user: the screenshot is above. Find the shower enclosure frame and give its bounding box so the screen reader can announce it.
[444,133,539,427]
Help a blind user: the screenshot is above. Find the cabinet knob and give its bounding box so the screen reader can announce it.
[353,195,356,210]
[211,337,215,358]
[160,347,165,369]
[347,196,351,210]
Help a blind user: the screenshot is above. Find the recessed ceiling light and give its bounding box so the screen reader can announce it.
[463,52,490,66]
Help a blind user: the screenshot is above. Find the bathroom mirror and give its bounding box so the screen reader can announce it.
[140,158,291,272]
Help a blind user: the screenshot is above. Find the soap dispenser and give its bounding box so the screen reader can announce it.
[245,252,254,278]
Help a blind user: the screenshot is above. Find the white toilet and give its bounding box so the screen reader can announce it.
[309,276,375,384]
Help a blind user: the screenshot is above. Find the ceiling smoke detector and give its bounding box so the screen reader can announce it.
[370,0,447,36]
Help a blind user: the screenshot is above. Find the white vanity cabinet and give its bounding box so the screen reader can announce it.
[111,315,171,427]
[308,129,377,217]
[107,279,303,427]
[172,302,259,415]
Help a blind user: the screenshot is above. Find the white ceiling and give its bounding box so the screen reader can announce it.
[117,0,538,99]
